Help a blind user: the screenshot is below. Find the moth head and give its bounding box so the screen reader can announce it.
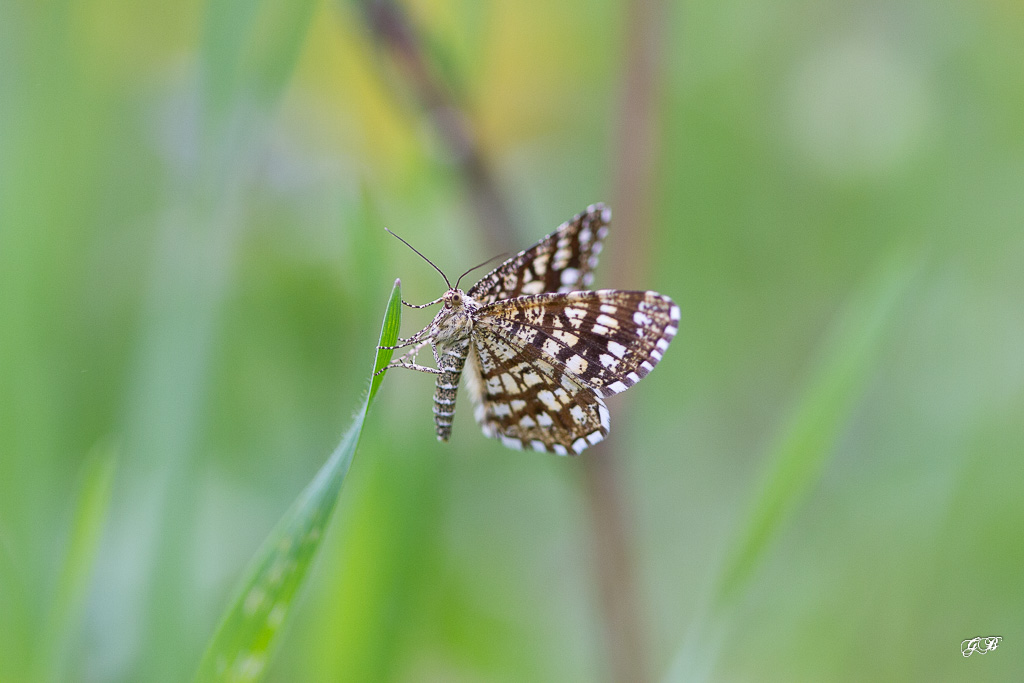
[444,288,466,309]
[431,288,475,344]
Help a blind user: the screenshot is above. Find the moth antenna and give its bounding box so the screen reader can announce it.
[384,227,451,290]
[454,252,511,290]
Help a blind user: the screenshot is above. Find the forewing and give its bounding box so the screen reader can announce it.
[463,329,610,455]
[477,290,680,398]
[468,203,610,304]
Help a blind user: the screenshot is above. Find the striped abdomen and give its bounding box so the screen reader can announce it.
[433,338,471,441]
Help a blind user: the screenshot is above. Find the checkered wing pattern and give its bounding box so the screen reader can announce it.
[463,289,679,454]
[463,323,611,455]
[468,203,610,304]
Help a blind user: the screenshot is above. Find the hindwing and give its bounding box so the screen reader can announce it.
[463,325,610,455]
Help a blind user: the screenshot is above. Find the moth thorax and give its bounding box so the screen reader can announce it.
[432,288,477,346]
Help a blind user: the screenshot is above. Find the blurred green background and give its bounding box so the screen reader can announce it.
[2,0,1023,680]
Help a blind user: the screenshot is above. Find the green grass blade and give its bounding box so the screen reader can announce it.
[370,279,403,403]
[666,251,920,683]
[37,444,117,683]
[194,280,402,683]
[199,0,317,122]
[714,253,916,608]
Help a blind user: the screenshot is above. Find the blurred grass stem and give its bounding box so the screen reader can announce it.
[665,251,919,682]
[356,0,519,252]
[580,0,669,680]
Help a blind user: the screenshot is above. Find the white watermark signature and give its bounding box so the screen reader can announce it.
[961,636,1001,657]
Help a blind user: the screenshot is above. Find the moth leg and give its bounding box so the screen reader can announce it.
[379,325,430,350]
[375,361,442,377]
[401,295,444,309]
[375,338,437,377]
[429,341,444,368]
[392,339,430,365]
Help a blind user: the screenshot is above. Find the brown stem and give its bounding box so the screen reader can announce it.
[581,432,650,683]
[579,0,667,680]
[358,0,518,253]
[609,0,666,289]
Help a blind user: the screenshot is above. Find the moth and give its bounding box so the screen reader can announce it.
[380,204,678,455]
